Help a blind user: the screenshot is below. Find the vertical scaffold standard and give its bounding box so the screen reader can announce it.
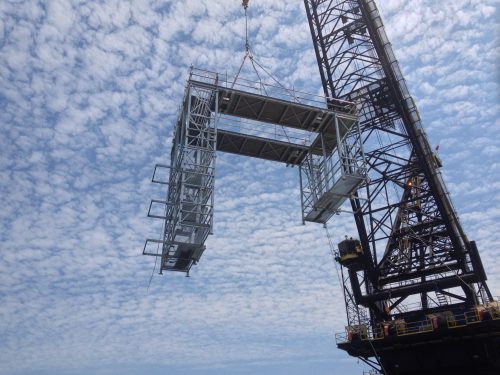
[144,67,367,275]
[143,73,218,274]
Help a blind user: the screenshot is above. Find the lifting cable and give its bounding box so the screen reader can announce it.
[324,224,343,288]
[233,0,296,144]
[232,0,263,91]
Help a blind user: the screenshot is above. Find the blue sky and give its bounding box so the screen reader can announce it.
[0,1,499,374]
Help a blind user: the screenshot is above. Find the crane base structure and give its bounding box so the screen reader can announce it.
[336,304,500,374]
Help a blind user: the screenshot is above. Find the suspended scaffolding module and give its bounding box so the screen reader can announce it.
[143,68,367,275]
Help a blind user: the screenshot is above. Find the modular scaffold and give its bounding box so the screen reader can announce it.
[143,67,367,275]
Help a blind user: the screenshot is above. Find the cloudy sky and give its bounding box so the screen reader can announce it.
[0,1,499,374]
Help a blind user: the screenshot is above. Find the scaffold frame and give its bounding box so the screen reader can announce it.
[300,114,367,224]
[144,74,218,274]
[144,67,364,275]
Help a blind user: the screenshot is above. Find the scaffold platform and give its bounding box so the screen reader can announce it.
[143,68,367,274]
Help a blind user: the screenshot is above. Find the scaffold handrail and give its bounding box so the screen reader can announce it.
[189,67,357,115]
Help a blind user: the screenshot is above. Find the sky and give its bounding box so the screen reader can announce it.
[0,1,499,375]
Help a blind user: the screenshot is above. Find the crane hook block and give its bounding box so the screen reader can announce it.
[242,0,249,10]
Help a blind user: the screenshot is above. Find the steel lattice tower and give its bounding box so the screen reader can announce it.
[304,0,499,374]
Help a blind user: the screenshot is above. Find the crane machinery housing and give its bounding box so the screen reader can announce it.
[144,1,499,374]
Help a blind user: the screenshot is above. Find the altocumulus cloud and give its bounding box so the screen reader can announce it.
[0,1,498,375]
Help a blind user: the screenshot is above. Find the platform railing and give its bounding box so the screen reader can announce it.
[189,67,357,115]
[217,115,315,146]
[336,303,500,345]
[396,320,433,336]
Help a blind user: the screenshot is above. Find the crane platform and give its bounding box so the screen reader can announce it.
[336,304,500,374]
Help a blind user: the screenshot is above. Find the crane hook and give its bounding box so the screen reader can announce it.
[242,0,249,10]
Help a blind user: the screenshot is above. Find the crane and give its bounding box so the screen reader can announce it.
[143,1,499,373]
[304,0,499,374]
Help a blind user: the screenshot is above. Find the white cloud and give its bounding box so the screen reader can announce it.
[0,1,498,375]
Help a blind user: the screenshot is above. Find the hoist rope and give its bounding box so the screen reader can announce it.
[250,56,298,101]
[244,3,249,52]
[147,246,159,293]
[324,224,343,288]
[232,0,293,144]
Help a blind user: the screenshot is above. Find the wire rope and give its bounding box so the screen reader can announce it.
[231,1,300,145]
